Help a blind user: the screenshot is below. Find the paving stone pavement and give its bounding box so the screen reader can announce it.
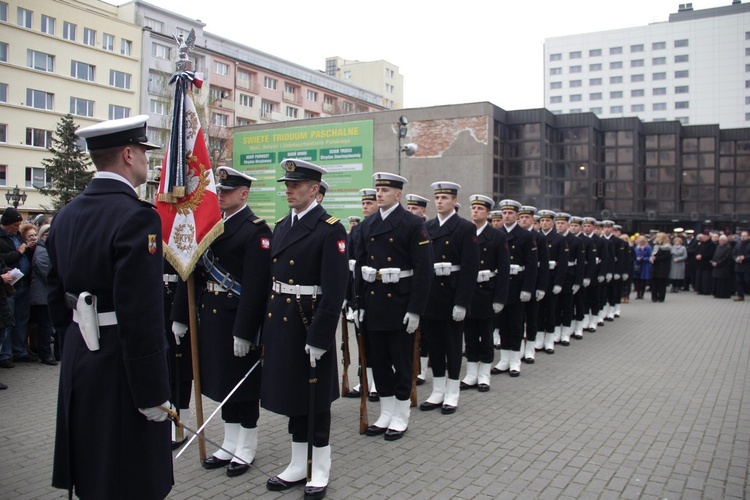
[1,289,749,499]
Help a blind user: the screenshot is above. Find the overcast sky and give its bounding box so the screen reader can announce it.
[115,0,734,110]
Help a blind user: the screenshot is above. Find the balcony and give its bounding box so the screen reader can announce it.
[236,80,260,94]
[214,99,235,111]
[283,91,302,105]
[323,103,335,114]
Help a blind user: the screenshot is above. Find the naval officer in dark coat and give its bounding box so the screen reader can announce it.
[263,159,348,500]
[47,115,172,499]
[171,166,271,477]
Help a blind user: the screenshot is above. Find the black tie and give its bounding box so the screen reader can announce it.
[292,214,298,226]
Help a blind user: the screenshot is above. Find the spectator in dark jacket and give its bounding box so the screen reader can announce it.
[711,235,734,299]
[733,230,750,302]
[649,233,671,303]
[29,224,56,365]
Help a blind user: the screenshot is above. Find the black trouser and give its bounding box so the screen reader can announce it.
[422,318,463,379]
[463,317,494,364]
[573,286,586,321]
[736,271,750,298]
[289,411,331,447]
[633,278,648,297]
[222,400,260,428]
[538,292,558,333]
[523,298,539,342]
[366,328,414,401]
[651,278,668,302]
[557,291,574,328]
[498,303,524,351]
[586,280,600,314]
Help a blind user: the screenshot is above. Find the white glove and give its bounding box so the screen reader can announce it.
[614,273,621,280]
[597,275,605,283]
[139,401,170,422]
[305,344,326,368]
[520,291,532,302]
[452,305,466,322]
[346,307,356,322]
[606,273,612,282]
[622,273,629,281]
[354,309,365,328]
[492,302,504,314]
[234,337,251,357]
[172,322,188,345]
[583,278,591,287]
[403,312,419,334]
[572,284,580,294]
[552,285,562,295]
[535,290,546,302]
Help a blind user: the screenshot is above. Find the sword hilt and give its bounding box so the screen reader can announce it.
[159,405,181,427]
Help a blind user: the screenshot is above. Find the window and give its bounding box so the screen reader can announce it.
[109,70,131,89]
[26,128,53,148]
[385,68,394,78]
[609,46,622,55]
[550,96,562,104]
[236,118,252,126]
[590,92,602,100]
[209,87,226,101]
[214,61,228,76]
[631,44,644,52]
[261,101,273,117]
[28,50,54,72]
[102,33,114,51]
[307,90,318,102]
[0,2,6,22]
[570,80,582,88]
[144,17,163,33]
[550,67,562,75]
[108,104,130,119]
[121,39,132,56]
[0,83,6,102]
[632,74,644,82]
[569,51,581,59]
[610,61,623,69]
[652,57,666,65]
[152,43,171,59]
[610,76,623,84]
[550,81,562,89]
[632,89,645,97]
[675,70,689,78]
[653,87,667,95]
[284,83,296,95]
[26,89,53,109]
[569,65,581,73]
[631,59,644,67]
[590,78,602,86]
[304,112,317,119]
[286,106,298,118]
[0,42,7,62]
[610,106,623,113]
[652,41,666,50]
[237,70,250,85]
[570,94,582,102]
[675,39,689,48]
[17,7,31,28]
[675,101,689,109]
[264,76,277,90]
[610,91,623,99]
[653,72,666,80]
[26,167,47,189]
[149,99,168,115]
[83,28,96,47]
[675,85,689,94]
[675,54,689,63]
[589,63,602,71]
[590,107,602,114]
[631,104,645,112]
[385,83,394,93]
[41,15,55,35]
[71,61,95,81]
[70,97,94,117]
[653,103,667,111]
[589,49,602,57]
[239,93,253,107]
[0,125,4,142]
[212,113,227,127]
[63,22,76,41]
[550,53,562,61]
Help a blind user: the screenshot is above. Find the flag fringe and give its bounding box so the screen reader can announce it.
[164,220,225,282]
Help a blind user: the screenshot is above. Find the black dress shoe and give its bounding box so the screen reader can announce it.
[202,456,231,469]
[477,384,490,393]
[419,401,441,411]
[597,321,604,326]
[13,353,38,363]
[226,461,250,477]
[604,317,614,322]
[267,476,306,491]
[368,392,380,402]
[560,340,570,346]
[494,344,501,350]
[573,334,583,340]
[304,485,327,499]
[171,437,187,450]
[490,367,507,375]
[459,381,477,391]
[41,357,58,366]
[416,377,425,386]
[441,404,456,415]
[365,424,387,436]
[0,360,14,369]
[343,389,360,398]
[522,357,535,364]
[509,370,520,378]
[384,428,406,441]
[545,348,554,354]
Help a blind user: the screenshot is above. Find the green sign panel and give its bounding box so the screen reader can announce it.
[233,121,373,225]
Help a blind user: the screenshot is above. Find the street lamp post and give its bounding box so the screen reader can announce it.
[5,185,27,209]
[397,115,408,176]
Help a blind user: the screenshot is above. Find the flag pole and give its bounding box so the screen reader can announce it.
[186,273,206,461]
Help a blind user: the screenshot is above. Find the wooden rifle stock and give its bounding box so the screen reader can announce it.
[410,325,421,407]
[355,330,369,434]
[340,311,351,397]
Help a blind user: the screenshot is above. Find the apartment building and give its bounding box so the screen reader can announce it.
[544,1,750,129]
[325,56,403,110]
[0,0,142,214]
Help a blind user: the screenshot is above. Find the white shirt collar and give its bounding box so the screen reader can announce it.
[438,209,456,226]
[476,221,488,236]
[379,203,399,220]
[292,200,319,223]
[95,171,136,193]
[504,222,518,232]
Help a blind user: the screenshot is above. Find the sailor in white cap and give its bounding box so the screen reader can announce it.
[536,209,568,353]
[601,220,625,321]
[405,194,429,222]
[554,213,585,345]
[316,180,329,204]
[420,182,478,415]
[582,218,608,331]
[684,229,698,291]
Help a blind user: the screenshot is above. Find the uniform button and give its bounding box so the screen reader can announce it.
[273,258,277,263]
[283,317,288,322]
[480,260,485,264]
[271,294,275,300]
[387,257,392,262]
[510,257,515,261]
[371,237,375,241]
[290,260,295,265]
[445,241,450,245]
[371,256,375,260]
[389,238,394,242]
[201,304,204,308]
[268,313,272,318]
[214,291,219,296]
[512,245,516,249]
[442,255,446,259]
[227,293,233,299]
[286,298,291,303]
[483,248,488,252]
[370,291,375,295]
[387,293,392,298]
[289,279,294,284]
[212,309,217,314]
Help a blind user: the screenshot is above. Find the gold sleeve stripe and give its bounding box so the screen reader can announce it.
[418,240,430,245]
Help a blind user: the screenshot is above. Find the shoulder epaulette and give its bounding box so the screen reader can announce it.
[325,216,339,225]
[253,218,266,225]
[275,217,286,225]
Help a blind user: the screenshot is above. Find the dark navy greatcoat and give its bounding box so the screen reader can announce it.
[500,224,539,303]
[577,232,598,282]
[468,225,510,318]
[354,204,433,330]
[564,232,586,290]
[261,203,348,416]
[171,205,271,403]
[47,178,172,500]
[543,229,568,293]
[423,213,479,319]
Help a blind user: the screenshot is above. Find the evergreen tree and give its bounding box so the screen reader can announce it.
[39,114,94,209]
